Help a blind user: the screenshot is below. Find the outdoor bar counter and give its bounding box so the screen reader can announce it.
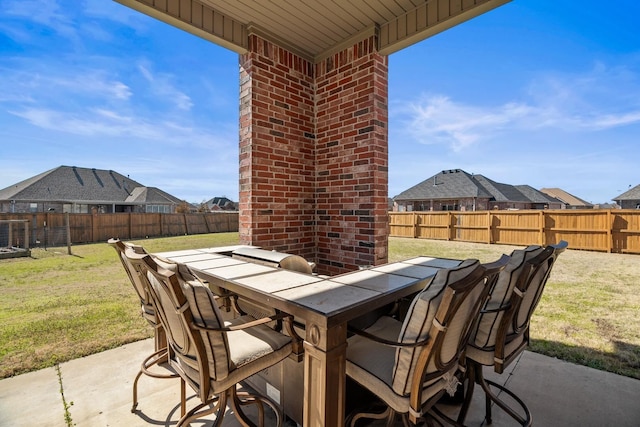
[156,246,461,427]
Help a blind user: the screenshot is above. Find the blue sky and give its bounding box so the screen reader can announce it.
[1,0,639,204]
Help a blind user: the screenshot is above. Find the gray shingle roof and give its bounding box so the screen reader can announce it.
[614,184,640,201]
[394,169,493,200]
[0,166,181,204]
[515,185,563,204]
[126,187,183,204]
[394,169,562,205]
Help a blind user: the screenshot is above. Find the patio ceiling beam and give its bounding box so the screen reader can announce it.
[114,0,511,62]
[114,0,249,54]
[378,0,512,56]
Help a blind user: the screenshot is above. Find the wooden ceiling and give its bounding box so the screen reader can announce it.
[115,0,511,62]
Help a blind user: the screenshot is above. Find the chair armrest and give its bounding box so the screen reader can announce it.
[348,323,430,348]
[191,312,293,332]
[282,316,305,360]
[480,300,512,314]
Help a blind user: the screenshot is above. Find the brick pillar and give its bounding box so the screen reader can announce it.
[315,36,389,275]
[239,36,316,260]
[239,34,389,275]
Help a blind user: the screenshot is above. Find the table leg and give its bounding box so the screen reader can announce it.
[302,322,347,427]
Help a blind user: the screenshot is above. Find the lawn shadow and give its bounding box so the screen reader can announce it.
[530,338,640,380]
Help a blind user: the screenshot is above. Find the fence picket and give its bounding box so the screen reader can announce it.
[0,212,238,247]
[390,209,640,254]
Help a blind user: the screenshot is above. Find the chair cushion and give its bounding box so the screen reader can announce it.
[226,315,292,367]
[347,315,400,388]
[392,259,480,396]
[514,253,555,332]
[177,267,231,381]
[466,333,525,365]
[177,265,292,383]
[346,316,457,412]
[471,245,543,348]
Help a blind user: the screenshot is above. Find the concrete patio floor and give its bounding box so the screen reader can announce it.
[1,338,638,427]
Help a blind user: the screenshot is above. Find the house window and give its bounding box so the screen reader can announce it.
[64,204,89,213]
[30,203,37,213]
[146,205,171,213]
[441,204,458,211]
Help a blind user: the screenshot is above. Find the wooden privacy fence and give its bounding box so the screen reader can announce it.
[0,212,238,248]
[389,209,640,254]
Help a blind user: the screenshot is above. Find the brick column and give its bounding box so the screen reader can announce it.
[239,36,316,260]
[315,36,389,275]
[239,34,389,275]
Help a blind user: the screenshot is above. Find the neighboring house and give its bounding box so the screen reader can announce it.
[0,166,184,214]
[204,196,238,211]
[539,188,593,209]
[613,184,640,209]
[393,169,563,212]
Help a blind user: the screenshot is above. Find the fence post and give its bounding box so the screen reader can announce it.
[539,210,544,246]
[204,213,212,233]
[607,209,612,253]
[24,220,29,250]
[447,212,453,241]
[487,211,492,244]
[91,213,98,244]
[65,213,72,255]
[45,211,52,249]
[412,212,417,238]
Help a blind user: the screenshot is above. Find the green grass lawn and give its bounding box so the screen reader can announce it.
[1,233,639,379]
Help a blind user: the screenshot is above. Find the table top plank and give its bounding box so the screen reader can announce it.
[402,256,462,269]
[273,280,380,314]
[202,262,277,280]
[155,249,207,258]
[370,263,441,279]
[198,245,259,254]
[234,269,323,293]
[179,257,244,270]
[159,252,226,263]
[330,269,418,293]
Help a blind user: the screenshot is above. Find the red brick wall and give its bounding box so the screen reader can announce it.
[239,36,316,259]
[239,34,389,274]
[315,37,389,274]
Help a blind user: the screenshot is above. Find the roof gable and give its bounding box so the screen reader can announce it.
[126,187,183,204]
[394,169,569,206]
[205,196,236,207]
[472,175,527,202]
[613,184,640,201]
[0,166,180,204]
[516,185,563,204]
[540,188,593,206]
[394,169,493,200]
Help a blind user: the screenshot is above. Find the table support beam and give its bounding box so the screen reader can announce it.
[303,323,348,427]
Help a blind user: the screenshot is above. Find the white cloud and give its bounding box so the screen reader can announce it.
[138,64,194,111]
[3,0,78,42]
[4,0,68,26]
[398,61,640,151]
[9,107,228,148]
[0,64,131,106]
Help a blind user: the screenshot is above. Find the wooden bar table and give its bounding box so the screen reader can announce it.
[157,249,461,427]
